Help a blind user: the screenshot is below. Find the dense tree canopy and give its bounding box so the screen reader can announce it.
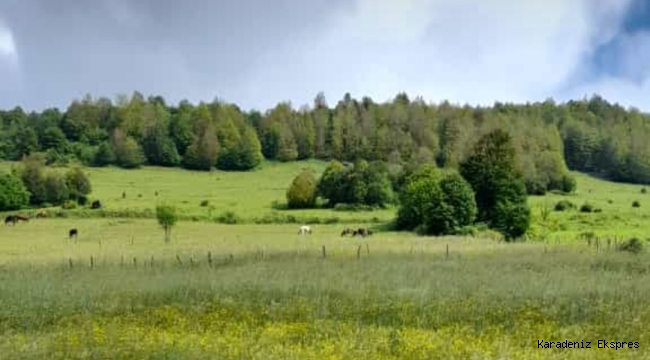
[460,130,531,240]
[0,92,646,187]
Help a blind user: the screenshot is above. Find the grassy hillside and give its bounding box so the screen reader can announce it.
[3,161,650,241]
[528,172,650,242]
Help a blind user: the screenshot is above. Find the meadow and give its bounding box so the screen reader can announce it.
[1,161,650,359]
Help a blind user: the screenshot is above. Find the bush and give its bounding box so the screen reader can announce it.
[642,188,647,194]
[396,167,477,236]
[44,172,70,205]
[618,238,643,254]
[200,200,210,207]
[559,175,577,193]
[333,203,375,212]
[492,200,531,241]
[317,160,393,208]
[554,200,576,211]
[77,196,89,206]
[218,211,239,224]
[0,173,30,211]
[65,167,92,201]
[580,203,594,213]
[633,200,641,208]
[61,200,77,210]
[286,169,318,209]
[156,204,178,243]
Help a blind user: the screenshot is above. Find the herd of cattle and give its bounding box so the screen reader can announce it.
[4,211,373,240]
[3,200,103,239]
[297,225,374,237]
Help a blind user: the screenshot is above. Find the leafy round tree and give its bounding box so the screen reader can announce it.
[45,172,70,205]
[396,167,476,235]
[317,161,347,206]
[459,129,530,240]
[435,172,477,232]
[492,200,531,240]
[20,155,47,205]
[0,173,30,211]
[156,204,178,243]
[65,167,91,202]
[286,169,318,209]
[93,141,116,167]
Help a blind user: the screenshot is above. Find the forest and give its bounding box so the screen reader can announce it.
[0,92,648,193]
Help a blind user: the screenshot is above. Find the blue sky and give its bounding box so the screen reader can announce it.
[0,0,649,111]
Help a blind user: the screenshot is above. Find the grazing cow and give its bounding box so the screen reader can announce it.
[341,228,353,236]
[91,200,102,209]
[352,228,373,237]
[298,225,312,235]
[4,215,16,226]
[69,228,78,240]
[15,215,29,223]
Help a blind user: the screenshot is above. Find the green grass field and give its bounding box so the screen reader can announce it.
[1,162,650,359]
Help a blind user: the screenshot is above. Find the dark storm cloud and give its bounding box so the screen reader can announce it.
[0,0,347,110]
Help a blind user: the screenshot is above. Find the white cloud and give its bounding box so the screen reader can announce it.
[238,0,635,109]
[0,22,17,63]
[563,30,650,109]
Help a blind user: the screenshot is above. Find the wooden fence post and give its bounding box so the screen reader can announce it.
[365,243,370,255]
[133,257,137,269]
[150,255,154,268]
[69,258,73,270]
[176,254,183,266]
[207,251,213,267]
[357,245,361,260]
[446,244,449,260]
[322,245,327,259]
[90,256,94,269]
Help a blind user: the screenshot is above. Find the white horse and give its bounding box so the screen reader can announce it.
[298,225,312,235]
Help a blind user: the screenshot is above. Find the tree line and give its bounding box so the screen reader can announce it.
[287,129,530,240]
[0,92,647,189]
[0,155,92,211]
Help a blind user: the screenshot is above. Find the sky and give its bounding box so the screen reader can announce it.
[1,0,650,111]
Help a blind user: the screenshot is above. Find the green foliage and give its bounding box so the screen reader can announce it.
[61,200,77,209]
[156,204,178,242]
[633,200,641,208]
[142,124,180,167]
[396,166,476,235]
[554,200,576,211]
[65,167,92,201]
[44,172,70,205]
[111,130,145,169]
[286,169,318,209]
[181,121,219,171]
[317,160,393,208]
[217,210,240,224]
[460,130,530,239]
[93,142,116,167]
[617,238,644,254]
[580,203,595,213]
[19,155,47,205]
[0,172,29,211]
[492,200,531,241]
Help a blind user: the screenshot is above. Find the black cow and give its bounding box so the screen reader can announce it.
[69,228,78,240]
[353,228,373,237]
[4,215,16,226]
